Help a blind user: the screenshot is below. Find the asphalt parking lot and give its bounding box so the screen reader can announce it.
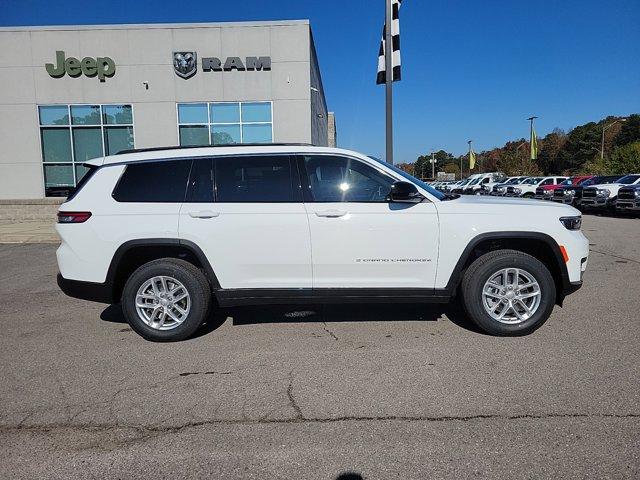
[1,214,639,479]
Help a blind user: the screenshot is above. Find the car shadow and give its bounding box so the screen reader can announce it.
[100,299,484,338]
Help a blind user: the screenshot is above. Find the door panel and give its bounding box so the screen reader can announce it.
[299,154,439,289]
[178,156,312,289]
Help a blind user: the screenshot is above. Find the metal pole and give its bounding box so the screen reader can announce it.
[431,151,435,179]
[385,0,393,164]
[467,140,472,178]
[601,127,605,161]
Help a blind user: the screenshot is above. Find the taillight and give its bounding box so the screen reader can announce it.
[57,211,92,223]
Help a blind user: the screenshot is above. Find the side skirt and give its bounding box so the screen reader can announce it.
[215,288,450,307]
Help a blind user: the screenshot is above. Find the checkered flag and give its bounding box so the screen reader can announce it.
[376,0,402,84]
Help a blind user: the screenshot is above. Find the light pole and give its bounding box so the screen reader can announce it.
[601,118,627,160]
[430,151,436,179]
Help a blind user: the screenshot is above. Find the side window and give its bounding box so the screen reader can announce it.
[112,159,192,202]
[302,155,395,202]
[482,177,490,184]
[186,158,214,203]
[215,155,296,202]
[540,178,553,186]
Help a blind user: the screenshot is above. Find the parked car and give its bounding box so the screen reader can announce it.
[56,144,588,341]
[535,176,593,201]
[553,175,623,207]
[513,176,568,198]
[462,172,507,195]
[616,184,640,213]
[451,175,480,194]
[490,177,530,196]
[582,174,640,211]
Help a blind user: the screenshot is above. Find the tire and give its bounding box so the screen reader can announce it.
[522,192,534,198]
[461,249,556,336]
[121,258,211,341]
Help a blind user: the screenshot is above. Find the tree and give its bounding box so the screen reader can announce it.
[608,141,640,173]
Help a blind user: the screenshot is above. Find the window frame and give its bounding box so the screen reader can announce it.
[296,154,398,203]
[176,101,274,146]
[38,103,135,194]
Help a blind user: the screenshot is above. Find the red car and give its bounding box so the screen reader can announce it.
[534,175,594,200]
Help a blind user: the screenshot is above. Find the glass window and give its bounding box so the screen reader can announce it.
[41,128,72,162]
[215,155,294,202]
[44,164,74,187]
[303,155,395,202]
[39,106,69,125]
[71,105,101,125]
[177,102,273,146]
[241,102,271,122]
[186,159,214,203]
[113,160,192,202]
[103,105,133,125]
[72,127,103,162]
[210,103,240,123]
[38,104,134,196]
[211,124,241,145]
[541,179,553,186]
[178,103,208,124]
[179,125,209,146]
[104,126,134,155]
[242,124,272,143]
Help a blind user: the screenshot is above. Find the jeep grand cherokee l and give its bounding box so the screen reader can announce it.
[56,145,588,341]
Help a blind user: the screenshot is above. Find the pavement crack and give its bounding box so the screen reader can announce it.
[322,322,338,341]
[286,370,304,420]
[590,249,640,265]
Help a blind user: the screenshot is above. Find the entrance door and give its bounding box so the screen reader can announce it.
[178,155,312,289]
[299,154,439,289]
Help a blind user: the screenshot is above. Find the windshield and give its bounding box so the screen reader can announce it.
[559,178,574,186]
[469,177,482,185]
[617,174,640,185]
[506,177,522,184]
[368,156,446,200]
[523,177,543,185]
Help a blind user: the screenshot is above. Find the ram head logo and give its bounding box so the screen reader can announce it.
[173,52,197,79]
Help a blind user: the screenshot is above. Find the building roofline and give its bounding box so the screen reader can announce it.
[0,19,310,32]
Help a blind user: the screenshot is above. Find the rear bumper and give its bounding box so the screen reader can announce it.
[57,273,114,304]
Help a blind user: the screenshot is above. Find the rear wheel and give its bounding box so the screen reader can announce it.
[461,249,556,336]
[122,258,211,341]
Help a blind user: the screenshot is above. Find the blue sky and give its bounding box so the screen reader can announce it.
[2,0,639,161]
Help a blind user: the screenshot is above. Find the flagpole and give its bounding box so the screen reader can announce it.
[527,116,538,159]
[385,0,393,164]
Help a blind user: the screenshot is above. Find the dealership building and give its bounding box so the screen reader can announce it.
[0,20,333,202]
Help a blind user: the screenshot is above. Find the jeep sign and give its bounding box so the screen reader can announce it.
[46,51,116,82]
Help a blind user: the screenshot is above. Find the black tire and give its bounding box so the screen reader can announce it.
[522,192,534,198]
[461,249,556,336]
[122,258,211,342]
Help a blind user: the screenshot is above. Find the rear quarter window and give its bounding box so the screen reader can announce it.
[112,159,192,202]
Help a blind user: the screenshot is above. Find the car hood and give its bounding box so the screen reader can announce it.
[445,194,577,210]
[585,183,622,190]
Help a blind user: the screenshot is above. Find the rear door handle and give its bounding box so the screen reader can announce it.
[315,209,347,218]
[188,210,220,219]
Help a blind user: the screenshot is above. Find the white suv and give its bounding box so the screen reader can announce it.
[512,176,567,198]
[57,145,588,341]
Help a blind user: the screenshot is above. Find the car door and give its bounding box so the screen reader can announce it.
[299,154,439,289]
[178,155,312,289]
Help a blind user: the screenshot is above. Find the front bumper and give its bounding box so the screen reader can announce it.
[616,199,640,211]
[581,197,611,208]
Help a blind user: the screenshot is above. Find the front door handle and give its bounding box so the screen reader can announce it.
[315,209,347,218]
[188,210,220,219]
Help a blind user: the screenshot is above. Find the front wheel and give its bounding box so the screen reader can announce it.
[461,250,556,336]
[122,258,211,341]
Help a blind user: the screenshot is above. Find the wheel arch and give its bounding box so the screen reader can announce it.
[106,239,220,302]
[444,232,570,305]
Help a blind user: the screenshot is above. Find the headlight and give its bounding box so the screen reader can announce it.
[513,188,522,194]
[497,186,506,192]
[559,216,582,230]
[597,189,610,197]
[543,190,553,196]
[564,189,575,196]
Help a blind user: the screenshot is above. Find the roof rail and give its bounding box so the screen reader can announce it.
[116,143,314,155]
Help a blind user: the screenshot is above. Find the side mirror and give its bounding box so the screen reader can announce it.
[386,181,425,203]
